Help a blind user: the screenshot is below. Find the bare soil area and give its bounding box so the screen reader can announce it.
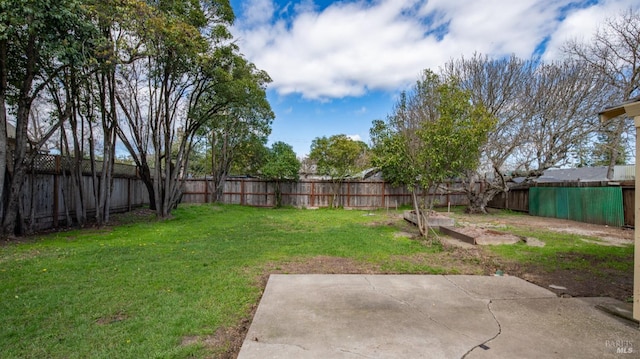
[454,211,634,246]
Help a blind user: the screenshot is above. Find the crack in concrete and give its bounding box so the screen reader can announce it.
[336,347,376,358]
[461,300,502,359]
[443,275,475,299]
[440,276,504,359]
[362,275,475,341]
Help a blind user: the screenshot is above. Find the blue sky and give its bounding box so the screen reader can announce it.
[229,0,636,157]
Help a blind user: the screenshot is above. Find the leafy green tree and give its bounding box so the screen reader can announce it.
[0,0,94,236]
[371,70,495,237]
[116,0,273,215]
[116,0,215,217]
[309,134,369,208]
[230,137,269,176]
[261,141,300,207]
[198,53,274,202]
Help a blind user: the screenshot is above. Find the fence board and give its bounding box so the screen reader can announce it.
[15,174,149,231]
[181,178,469,210]
[2,155,148,232]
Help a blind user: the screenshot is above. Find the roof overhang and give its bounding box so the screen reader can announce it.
[599,96,640,122]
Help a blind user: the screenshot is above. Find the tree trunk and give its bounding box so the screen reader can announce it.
[1,34,38,237]
[411,188,427,237]
[0,38,7,225]
[138,163,156,210]
[275,180,282,207]
[330,180,341,209]
[605,121,625,180]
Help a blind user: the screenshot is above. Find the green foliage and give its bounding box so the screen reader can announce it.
[371,69,496,236]
[229,136,270,175]
[371,70,495,192]
[261,141,301,181]
[308,134,369,208]
[309,134,369,179]
[587,130,628,167]
[417,76,496,186]
[260,141,300,207]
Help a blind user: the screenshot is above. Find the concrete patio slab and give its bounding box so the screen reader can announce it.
[238,275,639,359]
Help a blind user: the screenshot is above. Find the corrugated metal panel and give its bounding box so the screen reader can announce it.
[530,186,623,227]
[613,165,635,181]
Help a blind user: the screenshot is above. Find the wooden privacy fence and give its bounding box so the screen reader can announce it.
[488,181,635,227]
[181,177,469,209]
[486,188,530,212]
[2,155,148,232]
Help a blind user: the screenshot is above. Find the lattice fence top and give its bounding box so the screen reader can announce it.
[31,154,138,178]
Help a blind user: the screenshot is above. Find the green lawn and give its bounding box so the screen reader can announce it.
[0,204,633,358]
[0,205,440,358]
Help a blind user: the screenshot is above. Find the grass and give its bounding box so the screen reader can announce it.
[486,225,633,273]
[0,204,633,358]
[0,205,440,358]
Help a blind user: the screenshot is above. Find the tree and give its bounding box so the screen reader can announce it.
[589,132,628,167]
[442,55,610,213]
[260,141,300,207]
[116,0,213,217]
[563,8,640,178]
[442,54,532,213]
[519,60,611,172]
[308,134,369,208]
[371,70,495,236]
[0,0,91,236]
[229,136,269,176]
[115,0,272,216]
[200,53,274,203]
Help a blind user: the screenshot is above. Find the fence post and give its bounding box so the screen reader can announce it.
[204,177,209,203]
[52,156,60,227]
[311,182,315,207]
[505,189,509,210]
[241,178,245,205]
[381,182,385,208]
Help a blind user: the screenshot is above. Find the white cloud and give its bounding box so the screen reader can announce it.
[233,0,636,100]
[541,0,639,62]
[241,0,276,27]
[347,134,362,142]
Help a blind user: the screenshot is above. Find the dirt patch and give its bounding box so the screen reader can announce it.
[445,226,523,245]
[108,207,157,226]
[181,316,253,359]
[454,210,634,243]
[261,256,380,276]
